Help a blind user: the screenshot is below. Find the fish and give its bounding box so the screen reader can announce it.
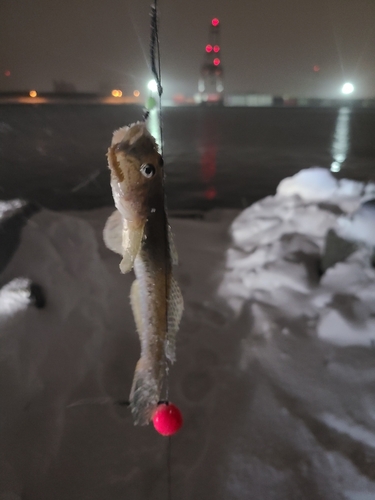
[103,122,184,425]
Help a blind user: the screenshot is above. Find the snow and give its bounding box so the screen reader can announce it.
[277,167,339,201]
[0,200,27,220]
[221,168,375,347]
[337,202,375,246]
[0,278,34,320]
[2,168,375,499]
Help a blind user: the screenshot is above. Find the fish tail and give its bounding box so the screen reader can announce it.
[129,357,160,425]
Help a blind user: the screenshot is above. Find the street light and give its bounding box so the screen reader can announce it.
[147,79,158,93]
[341,82,354,95]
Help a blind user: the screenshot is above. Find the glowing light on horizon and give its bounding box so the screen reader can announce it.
[148,79,158,92]
[341,82,354,95]
[111,89,122,97]
[133,90,140,97]
[29,90,37,98]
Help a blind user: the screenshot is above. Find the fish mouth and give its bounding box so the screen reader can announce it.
[111,126,130,146]
[112,122,157,150]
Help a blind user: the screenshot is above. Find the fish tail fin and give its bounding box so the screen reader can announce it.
[129,280,160,425]
[129,357,160,426]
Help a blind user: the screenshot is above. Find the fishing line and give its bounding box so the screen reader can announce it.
[70,5,175,497]
[147,3,173,499]
[147,0,171,405]
[167,436,172,499]
[146,0,164,158]
[150,2,163,97]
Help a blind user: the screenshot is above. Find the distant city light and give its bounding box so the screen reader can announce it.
[341,82,354,95]
[148,79,158,92]
[212,18,219,27]
[213,45,220,53]
[4,70,11,77]
[313,65,320,72]
[213,58,220,66]
[29,90,37,98]
[133,90,140,97]
[206,44,213,53]
[111,89,122,97]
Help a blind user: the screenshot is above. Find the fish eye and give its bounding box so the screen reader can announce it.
[140,163,156,178]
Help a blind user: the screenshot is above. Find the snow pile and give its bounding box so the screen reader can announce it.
[214,169,375,500]
[277,167,374,212]
[220,168,375,347]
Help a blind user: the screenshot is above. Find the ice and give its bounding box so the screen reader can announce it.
[2,168,375,499]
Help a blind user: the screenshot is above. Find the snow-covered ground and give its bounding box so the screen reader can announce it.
[1,168,375,500]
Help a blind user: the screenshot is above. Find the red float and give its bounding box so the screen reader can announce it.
[152,403,183,436]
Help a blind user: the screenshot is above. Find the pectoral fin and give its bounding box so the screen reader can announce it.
[104,211,143,273]
[103,210,123,255]
[120,223,144,274]
[165,277,184,363]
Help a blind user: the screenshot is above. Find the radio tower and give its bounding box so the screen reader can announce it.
[198,18,224,104]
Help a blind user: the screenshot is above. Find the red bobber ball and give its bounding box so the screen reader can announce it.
[152,402,183,436]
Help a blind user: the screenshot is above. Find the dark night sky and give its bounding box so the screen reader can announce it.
[1,0,374,98]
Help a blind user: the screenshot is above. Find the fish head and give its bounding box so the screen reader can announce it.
[107,122,164,225]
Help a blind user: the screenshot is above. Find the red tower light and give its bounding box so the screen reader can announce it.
[213,45,220,53]
[212,18,219,27]
[313,65,320,72]
[206,44,213,53]
[213,58,220,66]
